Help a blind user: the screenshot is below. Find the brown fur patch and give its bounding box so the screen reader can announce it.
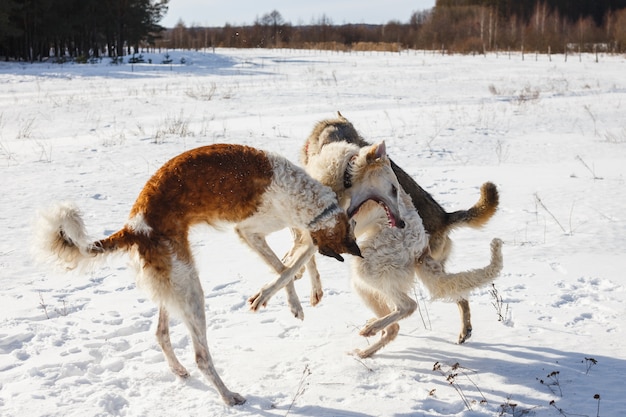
[118,144,275,285]
[130,144,273,246]
[309,212,361,259]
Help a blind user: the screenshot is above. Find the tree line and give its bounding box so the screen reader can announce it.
[0,0,168,61]
[426,0,626,53]
[159,1,626,54]
[2,0,626,62]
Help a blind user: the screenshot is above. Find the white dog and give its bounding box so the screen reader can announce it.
[303,140,503,357]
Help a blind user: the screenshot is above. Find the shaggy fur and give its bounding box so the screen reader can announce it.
[35,143,362,406]
[350,192,503,357]
[302,138,503,357]
[302,112,501,345]
[284,141,406,307]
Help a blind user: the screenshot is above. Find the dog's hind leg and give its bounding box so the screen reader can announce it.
[156,307,190,378]
[172,257,245,406]
[355,323,400,359]
[358,292,417,338]
[457,298,472,344]
[352,283,414,358]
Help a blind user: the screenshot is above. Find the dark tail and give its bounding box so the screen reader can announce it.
[446,182,499,229]
[35,203,137,271]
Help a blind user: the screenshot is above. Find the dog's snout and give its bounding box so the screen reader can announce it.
[318,245,345,262]
[397,218,406,229]
[347,239,362,258]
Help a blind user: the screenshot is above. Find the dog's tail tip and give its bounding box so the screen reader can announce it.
[491,237,503,250]
[488,237,504,276]
[33,202,99,271]
[473,181,500,221]
[447,182,499,229]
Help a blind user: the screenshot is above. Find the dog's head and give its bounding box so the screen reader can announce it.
[309,212,361,262]
[300,112,366,166]
[344,141,405,229]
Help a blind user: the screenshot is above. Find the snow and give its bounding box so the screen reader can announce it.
[1,48,625,417]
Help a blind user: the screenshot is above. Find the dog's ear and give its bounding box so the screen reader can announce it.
[366,141,387,162]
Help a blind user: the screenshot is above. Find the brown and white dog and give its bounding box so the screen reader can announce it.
[301,113,501,346]
[35,143,362,406]
[301,138,503,357]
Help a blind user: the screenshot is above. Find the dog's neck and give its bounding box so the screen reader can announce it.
[307,202,340,230]
[343,155,357,189]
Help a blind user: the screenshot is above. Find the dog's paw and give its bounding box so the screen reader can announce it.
[350,348,374,359]
[171,364,190,379]
[359,320,380,337]
[248,292,268,311]
[349,348,366,358]
[285,287,305,319]
[458,327,472,344]
[223,391,246,406]
[288,302,305,320]
[310,288,324,306]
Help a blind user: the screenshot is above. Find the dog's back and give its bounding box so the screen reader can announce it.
[301,113,367,166]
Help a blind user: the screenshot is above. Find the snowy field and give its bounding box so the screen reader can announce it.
[1,48,625,417]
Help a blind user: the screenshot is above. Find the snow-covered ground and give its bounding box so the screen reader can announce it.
[1,48,624,417]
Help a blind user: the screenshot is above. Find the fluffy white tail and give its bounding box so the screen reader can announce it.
[34,202,101,270]
[417,238,503,300]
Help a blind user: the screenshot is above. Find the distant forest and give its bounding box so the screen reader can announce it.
[0,0,168,61]
[2,0,626,62]
[162,1,626,54]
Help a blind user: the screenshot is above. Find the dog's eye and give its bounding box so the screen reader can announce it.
[391,185,398,197]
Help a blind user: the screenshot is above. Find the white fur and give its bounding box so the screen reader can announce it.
[126,213,152,235]
[34,202,100,270]
[302,140,504,358]
[249,153,341,233]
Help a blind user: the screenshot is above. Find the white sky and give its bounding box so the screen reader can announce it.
[160,0,436,28]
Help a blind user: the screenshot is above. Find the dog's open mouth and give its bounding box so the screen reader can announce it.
[348,198,400,228]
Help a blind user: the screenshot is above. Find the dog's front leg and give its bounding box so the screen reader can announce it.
[283,229,324,306]
[305,255,323,306]
[247,236,316,315]
[236,228,313,318]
